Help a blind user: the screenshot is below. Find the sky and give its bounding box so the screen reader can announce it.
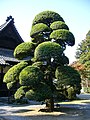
[0,0,90,64]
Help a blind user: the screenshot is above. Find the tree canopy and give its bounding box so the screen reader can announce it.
[3,10,80,111]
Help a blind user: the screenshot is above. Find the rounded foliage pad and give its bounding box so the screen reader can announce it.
[34,41,64,61]
[30,23,51,37]
[25,83,52,101]
[50,21,69,30]
[3,61,28,83]
[32,10,64,26]
[14,42,36,60]
[55,66,81,86]
[19,66,44,87]
[14,86,29,100]
[50,29,75,46]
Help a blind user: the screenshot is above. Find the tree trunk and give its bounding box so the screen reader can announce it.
[49,97,54,111]
[45,60,54,112]
[45,97,54,112]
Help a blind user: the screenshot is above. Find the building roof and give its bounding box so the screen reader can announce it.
[0,16,14,31]
[0,16,24,50]
[0,48,19,65]
[0,16,24,66]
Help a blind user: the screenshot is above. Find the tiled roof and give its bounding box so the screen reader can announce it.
[0,48,19,65]
[0,16,24,45]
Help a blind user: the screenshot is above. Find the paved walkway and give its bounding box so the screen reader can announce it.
[0,94,90,120]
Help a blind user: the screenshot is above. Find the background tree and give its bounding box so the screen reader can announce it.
[76,31,90,66]
[3,10,80,111]
[76,30,90,92]
[70,61,88,92]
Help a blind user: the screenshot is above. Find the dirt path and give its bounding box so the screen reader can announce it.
[0,94,90,120]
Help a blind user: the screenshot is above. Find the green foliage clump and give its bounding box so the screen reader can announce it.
[55,54,69,65]
[25,83,52,101]
[7,81,16,90]
[14,42,36,60]
[30,23,51,37]
[14,86,29,100]
[25,89,35,100]
[76,30,90,65]
[50,21,69,30]
[55,66,81,86]
[76,30,90,82]
[32,10,64,26]
[50,29,75,46]
[19,66,44,87]
[34,41,63,61]
[67,87,76,100]
[61,55,69,65]
[32,61,43,67]
[31,34,45,44]
[3,61,28,83]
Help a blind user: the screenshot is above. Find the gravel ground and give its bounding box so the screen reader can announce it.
[0,93,90,120]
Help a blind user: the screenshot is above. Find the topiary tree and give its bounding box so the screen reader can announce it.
[3,10,80,112]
